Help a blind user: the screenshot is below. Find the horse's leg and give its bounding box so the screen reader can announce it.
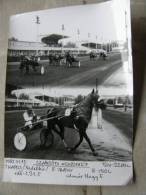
[41,128,53,148]
[69,117,87,151]
[69,132,84,151]
[53,123,69,149]
[59,125,69,149]
[19,63,24,74]
[69,60,73,67]
[68,61,70,68]
[83,132,97,156]
[52,124,61,135]
[26,65,29,74]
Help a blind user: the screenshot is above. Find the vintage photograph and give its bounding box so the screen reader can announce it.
[4,0,133,184]
[5,85,132,161]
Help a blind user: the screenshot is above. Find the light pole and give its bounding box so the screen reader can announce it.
[125,10,131,72]
[35,16,40,56]
[16,91,19,107]
[42,84,45,105]
[96,78,98,93]
[77,28,80,55]
[96,35,98,50]
[61,24,65,53]
[106,39,108,53]
[36,16,40,42]
[100,36,103,50]
[88,33,90,48]
[125,11,128,50]
[109,40,112,53]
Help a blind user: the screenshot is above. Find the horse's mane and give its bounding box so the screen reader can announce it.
[76,93,92,107]
[74,93,94,123]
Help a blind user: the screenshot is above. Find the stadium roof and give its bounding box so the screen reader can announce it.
[41,34,69,45]
[6,84,22,96]
[81,42,102,49]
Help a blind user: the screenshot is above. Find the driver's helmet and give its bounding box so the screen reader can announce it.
[26,105,33,115]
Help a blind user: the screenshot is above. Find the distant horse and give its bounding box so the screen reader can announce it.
[100,52,107,60]
[42,89,106,156]
[65,53,73,67]
[19,56,39,74]
[90,52,97,60]
[49,54,64,66]
[66,54,80,68]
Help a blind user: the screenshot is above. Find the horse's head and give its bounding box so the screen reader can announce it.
[90,89,107,130]
[90,89,106,111]
[90,89,99,107]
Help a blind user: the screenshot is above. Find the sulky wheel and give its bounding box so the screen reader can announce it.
[78,61,81,68]
[40,65,45,75]
[40,129,54,148]
[14,132,27,151]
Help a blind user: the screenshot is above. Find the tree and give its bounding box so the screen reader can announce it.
[64,41,76,48]
[75,95,84,104]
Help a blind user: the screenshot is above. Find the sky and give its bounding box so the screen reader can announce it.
[9,0,131,44]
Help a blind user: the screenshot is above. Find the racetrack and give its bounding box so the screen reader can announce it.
[5,107,132,161]
[6,53,122,87]
[5,52,132,161]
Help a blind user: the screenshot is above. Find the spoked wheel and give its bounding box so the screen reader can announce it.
[14,132,27,151]
[40,65,45,75]
[78,61,80,68]
[40,129,54,148]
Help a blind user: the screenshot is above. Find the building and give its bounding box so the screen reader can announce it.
[82,42,113,53]
[8,34,90,59]
[5,98,41,108]
[35,94,75,106]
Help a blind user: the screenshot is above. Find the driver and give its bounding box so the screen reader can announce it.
[23,106,40,129]
[66,51,72,66]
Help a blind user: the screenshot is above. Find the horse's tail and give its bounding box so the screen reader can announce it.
[47,107,58,117]
[46,107,59,129]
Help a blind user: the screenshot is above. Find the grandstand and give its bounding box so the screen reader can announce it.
[5,84,49,109]
[5,95,59,110]
[41,34,68,46]
[7,34,90,60]
[5,98,40,108]
[5,85,75,110]
[35,94,75,106]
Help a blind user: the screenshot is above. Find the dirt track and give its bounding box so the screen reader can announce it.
[6,54,122,87]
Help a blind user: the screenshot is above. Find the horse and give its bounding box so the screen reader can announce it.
[100,52,107,60]
[90,52,97,61]
[49,54,64,66]
[65,53,73,67]
[19,56,40,74]
[66,54,80,68]
[42,89,106,156]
